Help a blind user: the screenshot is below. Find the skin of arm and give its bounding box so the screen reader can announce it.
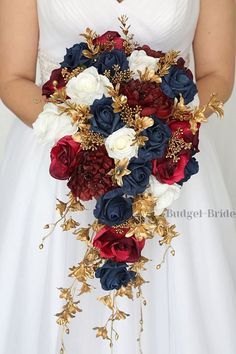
[0,0,235,127]
[0,0,45,128]
[193,0,236,117]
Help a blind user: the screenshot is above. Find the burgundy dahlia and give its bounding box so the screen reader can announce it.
[120,79,174,119]
[67,146,115,201]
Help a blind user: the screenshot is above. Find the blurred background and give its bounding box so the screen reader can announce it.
[0,53,236,208]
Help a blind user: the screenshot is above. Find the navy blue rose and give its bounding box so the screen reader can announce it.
[177,157,199,185]
[95,260,136,291]
[60,43,93,70]
[160,58,197,104]
[94,192,133,226]
[122,157,152,196]
[138,115,171,161]
[90,96,125,137]
[93,49,129,75]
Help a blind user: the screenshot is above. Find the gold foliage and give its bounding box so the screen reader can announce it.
[78,283,92,296]
[138,68,162,84]
[106,83,128,113]
[114,310,129,320]
[93,326,110,340]
[60,218,80,231]
[159,224,179,246]
[118,15,139,55]
[80,27,101,58]
[97,295,114,310]
[156,50,180,77]
[56,199,67,217]
[116,283,133,300]
[73,227,90,242]
[130,256,150,272]
[108,158,131,186]
[72,130,104,150]
[133,193,157,218]
[166,128,192,163]
[126,221,156,241]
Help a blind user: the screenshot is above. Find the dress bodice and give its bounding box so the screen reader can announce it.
[36,0,200,82]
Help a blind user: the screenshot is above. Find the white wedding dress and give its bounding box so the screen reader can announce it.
[0,1,236,353]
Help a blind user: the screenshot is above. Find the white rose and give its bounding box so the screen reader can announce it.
[33,103,77,145]
[105,127,138,160]
[148,175,181,215]
[66,66,113,105]
[128,50,159,79]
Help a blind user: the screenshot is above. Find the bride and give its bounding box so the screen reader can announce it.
[0,0,235,353]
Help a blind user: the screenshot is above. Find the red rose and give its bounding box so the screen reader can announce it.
[49,136,81,180]
[176,57,194,80]
[152,153,191,185]
[93,31,125,50]
[120,79,174,119]
[93,226,145,263]
[136,45,165,59]
[42,68,67,98]
[67,146,115,201]
[168,120,200,155]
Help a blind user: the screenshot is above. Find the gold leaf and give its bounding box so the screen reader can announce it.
[61,218,80,231]
[126,222,156,241]
[58,288,72,301]
[130,256,150,272]
[159,224,179,245]
[114,310,129,320]
[93,326,109,340]
[133,193,157,218]
[91,220,105,233]
[108,158,131,186]
[138,68,162,83]
[134,115,154,133]
[79,283,92,296]
[97,295,114,310]
[69,200,85,212]
[56,199,67,217]
[116,283,133,299]
[69,264,87,282]
[207,93,224,118]
[133,274,148,288]
[73,227,90,242]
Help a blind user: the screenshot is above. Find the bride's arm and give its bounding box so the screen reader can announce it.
[0,0,45,128]
[193,0,235,117]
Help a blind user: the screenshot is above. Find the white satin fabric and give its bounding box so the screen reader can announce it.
[0,1,236,354]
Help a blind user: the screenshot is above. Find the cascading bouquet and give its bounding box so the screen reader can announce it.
[33,15,223,354]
